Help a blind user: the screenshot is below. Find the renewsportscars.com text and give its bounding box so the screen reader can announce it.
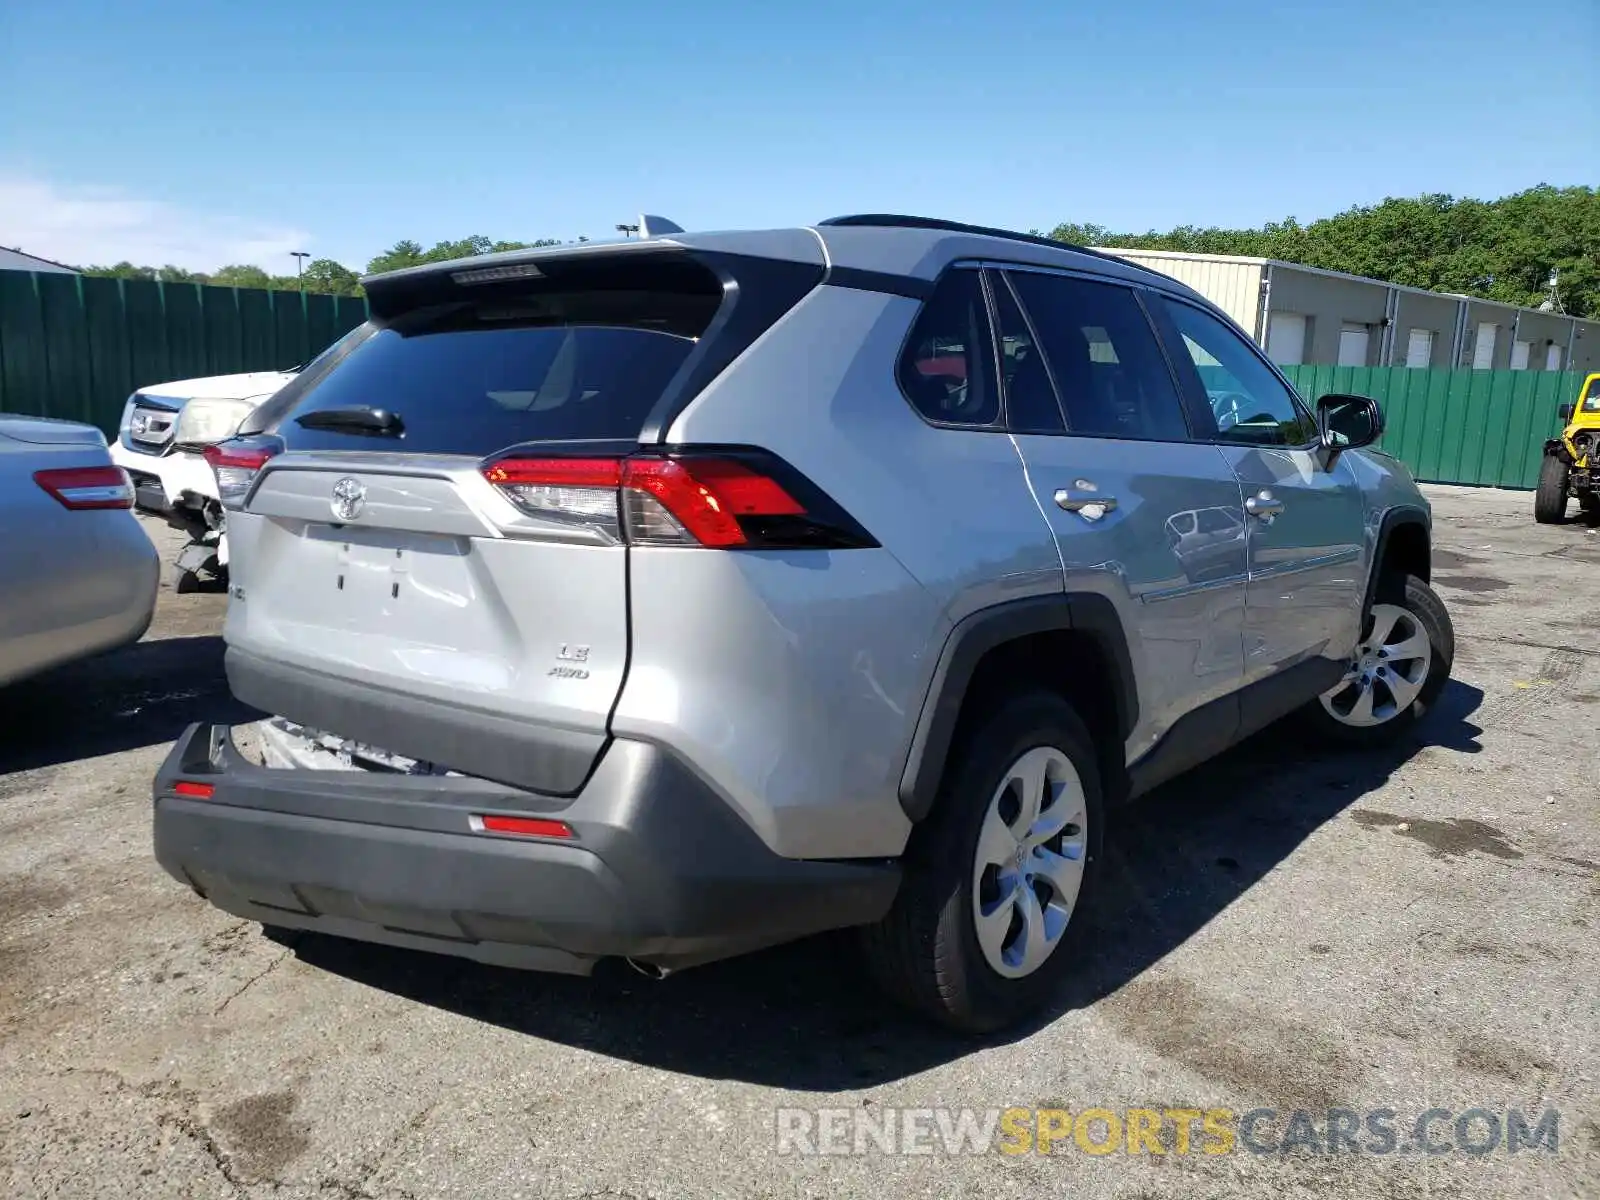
[774,1106,1562,1157]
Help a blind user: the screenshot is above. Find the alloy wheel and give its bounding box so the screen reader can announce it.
[1319,603,1432,727]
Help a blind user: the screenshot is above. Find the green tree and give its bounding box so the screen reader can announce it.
[82,262,158,280]
[210,264,273,289]
[1049,186,1600,318]
[300,258,363,296]
[364,235,562,275]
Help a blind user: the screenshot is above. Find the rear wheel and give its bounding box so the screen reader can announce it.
[861,691,1103,1032]
[1534,454,1570,524]
[1579,490,1600,516]
[1304,575,1452,746]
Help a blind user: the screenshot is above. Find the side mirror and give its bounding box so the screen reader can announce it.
[1317,393,1384,457]
[1558,402,1575,423]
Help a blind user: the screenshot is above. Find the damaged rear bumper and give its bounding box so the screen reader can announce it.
[151,723,900,974]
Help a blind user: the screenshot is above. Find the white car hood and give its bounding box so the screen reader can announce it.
[136,370,297,404]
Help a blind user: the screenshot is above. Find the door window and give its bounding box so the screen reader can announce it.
[1004,272,1191,441]
[897,269,1000,427]
[1158,297,1319,446]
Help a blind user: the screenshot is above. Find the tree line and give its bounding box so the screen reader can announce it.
[76,186,1597,318]
[1048,185,1597,319]
[80,235,566,297]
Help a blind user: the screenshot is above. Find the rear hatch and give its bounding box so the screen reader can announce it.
[222,243,822,793]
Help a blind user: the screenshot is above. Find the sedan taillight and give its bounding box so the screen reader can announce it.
[33,466,135,510]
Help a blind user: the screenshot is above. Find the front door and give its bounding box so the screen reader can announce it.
[1151,295,1366,683]
[990,268,1248,763]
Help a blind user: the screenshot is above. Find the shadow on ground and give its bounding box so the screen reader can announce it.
[0,635,258,775]
[282,680,1485,1091]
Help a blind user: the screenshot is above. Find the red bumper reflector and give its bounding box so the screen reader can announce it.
[173,781,215,799]
[476,814,574,839]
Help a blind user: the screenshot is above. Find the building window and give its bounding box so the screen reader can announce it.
[1266,311,1307,365]
[1404,328,1434,368]
[1337,323,1370,367]
[1472,322,1498,369]
[1510,339,1531,370]
[1545,343,1563,371]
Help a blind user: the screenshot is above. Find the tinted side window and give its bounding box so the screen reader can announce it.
[897,270,999,427]
[1159,298,1318,446]
[1006,272,1191,441]
[990,275,1064,434]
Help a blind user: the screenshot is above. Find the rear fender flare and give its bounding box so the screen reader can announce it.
[897,593,1137,823]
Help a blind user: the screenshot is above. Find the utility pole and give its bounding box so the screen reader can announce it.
[615,223,639,239]
[290,251,310,289]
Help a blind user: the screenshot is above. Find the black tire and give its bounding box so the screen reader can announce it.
[1579,490,1600,516]
[1534,454,1569,524]
[1303,575,1453,746]
[860,691,1104,1033]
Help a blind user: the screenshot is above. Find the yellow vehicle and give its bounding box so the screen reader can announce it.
[1535,372,1600,523]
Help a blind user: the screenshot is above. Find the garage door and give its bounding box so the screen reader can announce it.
[1337,324,1370,367]
[1405,328,1434,368]
[1266,312,1307,364]
[1472,322,1498,369]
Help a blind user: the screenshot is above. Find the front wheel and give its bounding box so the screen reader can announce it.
[1303,575,1453,745]
[1534,454,1570,524]
[860,691,1103,1032]
[1579,491,1600,516]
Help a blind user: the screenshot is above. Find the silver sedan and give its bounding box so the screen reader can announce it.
[0,415,160,687]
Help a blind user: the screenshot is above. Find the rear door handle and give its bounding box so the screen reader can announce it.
[1054,489,1118,518]
[1245,490,1285,522]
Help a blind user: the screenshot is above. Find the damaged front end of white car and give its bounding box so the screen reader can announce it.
[109,371,298,590]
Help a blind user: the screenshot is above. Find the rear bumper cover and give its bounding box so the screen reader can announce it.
[152,724,900,973]
[226,647,604,795]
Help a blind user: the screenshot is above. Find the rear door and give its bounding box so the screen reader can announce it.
[1150,295,1366,683]
[224,251,741,789]
[993,268,1248,762]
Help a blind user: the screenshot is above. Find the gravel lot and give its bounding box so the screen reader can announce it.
[1,486,1596,1199]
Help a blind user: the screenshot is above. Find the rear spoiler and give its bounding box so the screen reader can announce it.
[361,239,694,321]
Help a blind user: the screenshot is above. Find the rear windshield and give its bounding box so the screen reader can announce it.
[281,285,719,455]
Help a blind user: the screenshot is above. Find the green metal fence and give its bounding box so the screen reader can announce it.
[0,271,368,437]
[1281,366,1580,490]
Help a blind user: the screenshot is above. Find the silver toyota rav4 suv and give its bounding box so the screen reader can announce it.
[153,216,1453,1031]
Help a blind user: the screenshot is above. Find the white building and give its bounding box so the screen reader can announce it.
[0,246,79,274]
[1099,248,1598,375]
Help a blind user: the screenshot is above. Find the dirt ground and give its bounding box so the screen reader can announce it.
[1,486,1596,1199]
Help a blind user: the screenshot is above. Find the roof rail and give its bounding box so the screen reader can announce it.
[815,214,1169,280]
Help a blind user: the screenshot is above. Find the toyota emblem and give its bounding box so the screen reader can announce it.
[331,477,366,521]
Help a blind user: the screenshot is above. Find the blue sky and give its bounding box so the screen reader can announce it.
[2,0,1596,271]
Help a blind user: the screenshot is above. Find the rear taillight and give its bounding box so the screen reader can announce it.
[33,465,135,510]
[482,450,876,550]
[204,435,283,508]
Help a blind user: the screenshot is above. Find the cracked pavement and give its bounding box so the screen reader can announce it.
[1,488,1597,1198]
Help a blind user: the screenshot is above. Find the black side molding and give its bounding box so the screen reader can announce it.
[898,593,1137,822]
[1126,655,1346,798]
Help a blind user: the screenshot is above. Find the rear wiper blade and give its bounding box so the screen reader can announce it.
[295,405,404,436]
